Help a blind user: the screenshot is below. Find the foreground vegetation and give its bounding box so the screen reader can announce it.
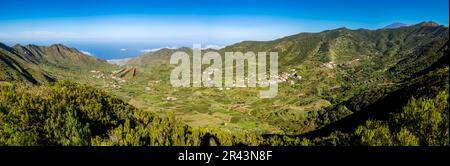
[0,79,447,146]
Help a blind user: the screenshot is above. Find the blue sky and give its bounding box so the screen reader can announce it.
[0,0,448,59]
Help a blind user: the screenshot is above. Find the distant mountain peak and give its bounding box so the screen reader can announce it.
[0,42,9,49]
[383,22,408,29]
[0,42,18,53]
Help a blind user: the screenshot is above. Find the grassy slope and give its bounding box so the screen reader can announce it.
[101,22,448,134]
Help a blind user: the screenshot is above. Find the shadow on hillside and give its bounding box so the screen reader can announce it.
[299,60,448,139]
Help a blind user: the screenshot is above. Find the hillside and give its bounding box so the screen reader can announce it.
[112,21,448,134]
[126,47,193,67]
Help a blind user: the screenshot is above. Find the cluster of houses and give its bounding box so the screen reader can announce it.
[90,70,125,89]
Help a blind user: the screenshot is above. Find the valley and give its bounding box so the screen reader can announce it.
[0,21,448,146]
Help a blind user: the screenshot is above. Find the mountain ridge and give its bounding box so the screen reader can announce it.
[110,21,448,134]
[383,22,408,29]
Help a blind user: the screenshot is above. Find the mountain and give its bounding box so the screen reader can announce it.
[0,43,116,84]
[0,43,55,84]
[0,21,448,145]
[107,58,132,66]
[383,22,408,29]
[415,21,441,27]
[130,21,446,72]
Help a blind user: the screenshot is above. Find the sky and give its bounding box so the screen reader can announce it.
[0,0,448,59]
